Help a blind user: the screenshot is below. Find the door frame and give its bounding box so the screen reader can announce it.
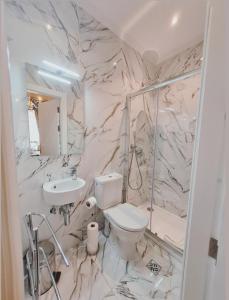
[182,0,227,299]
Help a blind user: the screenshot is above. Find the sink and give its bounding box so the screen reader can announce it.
[43,177,86,206]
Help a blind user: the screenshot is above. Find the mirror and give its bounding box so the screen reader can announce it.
[25,63,84,156]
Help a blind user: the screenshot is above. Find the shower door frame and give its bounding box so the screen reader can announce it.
[125,67,203,297]
[125,67,201,236]
[126,69,201,100]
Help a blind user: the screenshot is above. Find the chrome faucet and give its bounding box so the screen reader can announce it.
[69,166,77,180]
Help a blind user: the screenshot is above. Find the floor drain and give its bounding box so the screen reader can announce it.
[146,259,161,276]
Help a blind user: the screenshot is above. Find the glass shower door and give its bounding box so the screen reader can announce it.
[126,72,200,253]
[126,90,158,230]
[150,74,200,251]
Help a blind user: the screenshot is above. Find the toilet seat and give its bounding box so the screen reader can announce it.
[104,203,148,232]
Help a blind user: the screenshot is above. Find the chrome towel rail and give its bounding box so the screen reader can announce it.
[24,212,69,299]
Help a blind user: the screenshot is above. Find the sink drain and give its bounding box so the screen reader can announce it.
[146,259,161,276]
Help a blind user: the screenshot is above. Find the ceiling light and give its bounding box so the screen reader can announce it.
[38,70,71,85]
[171,14,179,27]
[113,62,117,67]
[200,57,204,61]
[42,60,80,79]
[37,96,43,101]
[46,24,53,30]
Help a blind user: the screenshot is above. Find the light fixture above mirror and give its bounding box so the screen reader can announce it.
[42,60,81,79]
[38,70,72,85]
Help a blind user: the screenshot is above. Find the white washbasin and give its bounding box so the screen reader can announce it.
[43,177,85,206]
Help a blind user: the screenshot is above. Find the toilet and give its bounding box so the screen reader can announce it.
[95,172,148,260]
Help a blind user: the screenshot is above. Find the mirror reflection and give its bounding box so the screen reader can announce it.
[27,91,63,156]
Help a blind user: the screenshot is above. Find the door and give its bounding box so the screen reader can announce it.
[38,99,60,156]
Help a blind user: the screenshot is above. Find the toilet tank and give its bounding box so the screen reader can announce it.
[95,173,123,209]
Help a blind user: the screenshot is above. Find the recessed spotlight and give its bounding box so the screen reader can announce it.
[113,61,117,67]
[38,70,71,85]
[46,24,53,30]
[37,96,43,101]
[171,14,179,27]
[42,60,80,79]
[200,57,204,61]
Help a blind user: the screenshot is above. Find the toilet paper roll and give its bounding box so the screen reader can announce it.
[85,196,97,209]
[87,222,99,255]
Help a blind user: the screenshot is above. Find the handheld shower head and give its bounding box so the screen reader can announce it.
[128,130,143,191]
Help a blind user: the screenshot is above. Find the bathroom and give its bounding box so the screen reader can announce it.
[0,0,227,300]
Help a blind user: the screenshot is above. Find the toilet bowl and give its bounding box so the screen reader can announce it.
[95,173,148,261]
[104,203,148,260]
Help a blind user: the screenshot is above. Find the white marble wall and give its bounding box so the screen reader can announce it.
[5,0,150,251]
[127,42,203,217]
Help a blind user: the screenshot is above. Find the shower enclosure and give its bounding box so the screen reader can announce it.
[125,69,201,253]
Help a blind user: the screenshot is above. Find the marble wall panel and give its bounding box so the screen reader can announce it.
[5,0,150,251]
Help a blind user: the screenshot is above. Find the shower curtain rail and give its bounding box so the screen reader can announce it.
[126,68,201,99]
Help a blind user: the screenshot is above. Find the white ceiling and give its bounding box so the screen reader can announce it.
[78,0,207,63]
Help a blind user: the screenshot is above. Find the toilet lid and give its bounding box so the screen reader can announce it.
[104,203,148,232]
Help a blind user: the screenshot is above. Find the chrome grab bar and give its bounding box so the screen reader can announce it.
[34,228,40,299]
[24,212,69,299]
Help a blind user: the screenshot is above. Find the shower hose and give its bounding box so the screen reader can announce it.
[128,143,143,191]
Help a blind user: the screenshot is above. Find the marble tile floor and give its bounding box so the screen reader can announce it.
[25,232,182,300]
